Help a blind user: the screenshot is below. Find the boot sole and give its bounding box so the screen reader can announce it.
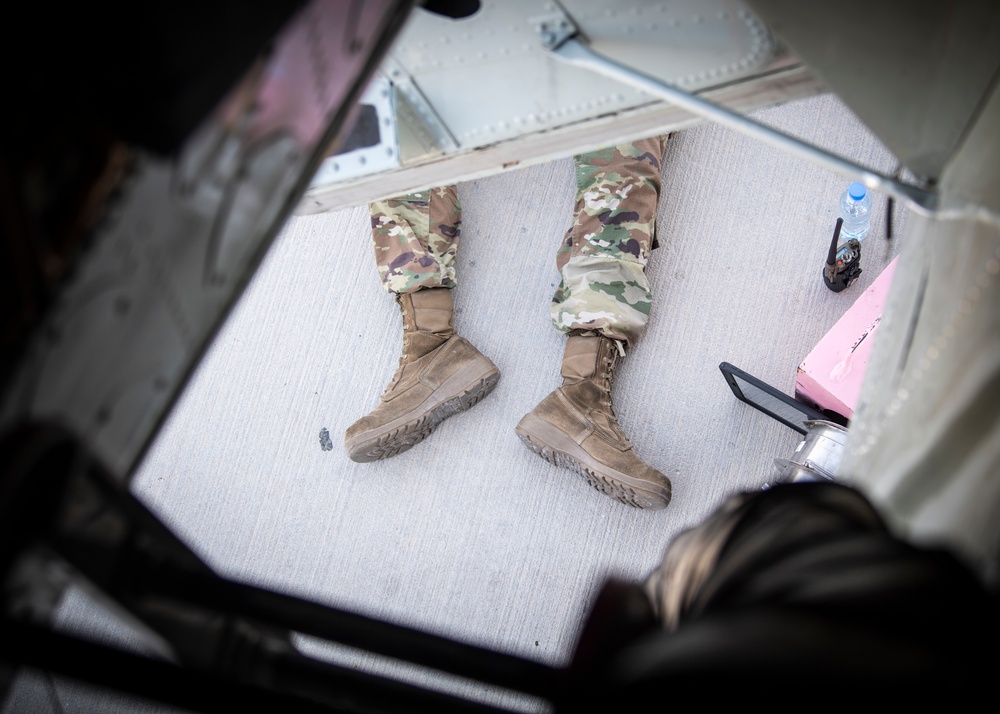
[515,413,671,510]
[347,364,500,463]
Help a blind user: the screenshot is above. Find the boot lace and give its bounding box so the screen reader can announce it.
[387,293,411,388]
[600,339,632,444]
[602,339,626,412]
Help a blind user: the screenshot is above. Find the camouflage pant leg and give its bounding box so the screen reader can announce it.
[550,135,668,347]
[370,185,461,294]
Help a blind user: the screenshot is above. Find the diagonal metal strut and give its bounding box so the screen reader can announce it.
[545,33,938,213]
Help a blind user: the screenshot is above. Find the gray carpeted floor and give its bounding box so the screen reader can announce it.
[5,93,907,713]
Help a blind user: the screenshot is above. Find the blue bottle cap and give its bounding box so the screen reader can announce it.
[849,181,866,200]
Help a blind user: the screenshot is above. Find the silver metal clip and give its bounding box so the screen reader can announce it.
[528,2,580,51]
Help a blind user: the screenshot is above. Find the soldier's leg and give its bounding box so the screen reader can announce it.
[551,135,666,347]
[344,186,499,462]
[516,136,672,509]
[371,185,462,293]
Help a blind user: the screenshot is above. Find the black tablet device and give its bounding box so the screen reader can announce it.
[719,362,828,435]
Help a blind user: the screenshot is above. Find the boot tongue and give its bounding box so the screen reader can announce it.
[386,325,449,392]
[558,334,631,446]
[400,288,455,363]
[410,288,455,336]
[561,332,603,383]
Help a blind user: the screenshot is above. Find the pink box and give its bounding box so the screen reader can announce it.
[795,256,899,422]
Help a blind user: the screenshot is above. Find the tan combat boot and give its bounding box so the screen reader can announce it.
[345,288,499,462]
[515,331,671,509]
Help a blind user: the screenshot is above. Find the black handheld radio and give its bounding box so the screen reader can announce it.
[823,217,862,292]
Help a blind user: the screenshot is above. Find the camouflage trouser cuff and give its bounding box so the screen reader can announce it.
[370,186,462,294]
[550,254,652,347]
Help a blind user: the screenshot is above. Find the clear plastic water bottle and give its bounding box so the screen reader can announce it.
[839,181,872,241]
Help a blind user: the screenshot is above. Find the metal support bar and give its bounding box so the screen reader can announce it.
[0,619,515,714]
[548,36,938,213]
[100,557,562,700]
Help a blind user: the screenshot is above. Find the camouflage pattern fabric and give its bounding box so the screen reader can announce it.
[370,185,462,292]
[550,135,668,348]
[369,136,667,346]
